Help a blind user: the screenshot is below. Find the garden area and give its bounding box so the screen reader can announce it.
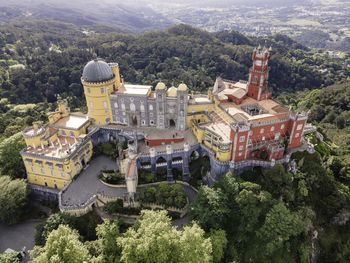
[139,182,187,209]
[99,170,125,185]
[93,140,128,160]
[138,168,184,184]
[104,199,141,216]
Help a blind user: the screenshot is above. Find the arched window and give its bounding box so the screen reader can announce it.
[130,103,136,112]
[149,104,153,111]
[140,104,145,112]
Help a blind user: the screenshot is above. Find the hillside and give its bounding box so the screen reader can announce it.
[0,21,349,107]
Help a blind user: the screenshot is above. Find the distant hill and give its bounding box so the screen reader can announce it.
[0,22,348,106]
[0,0,173,32]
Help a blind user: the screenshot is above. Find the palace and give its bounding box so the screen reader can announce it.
[21,46,309,199]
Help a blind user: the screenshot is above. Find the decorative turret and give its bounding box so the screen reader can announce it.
[177,83,188,131]
[81,59,120,125]
[155,81,166,129]
[247,46,272,101]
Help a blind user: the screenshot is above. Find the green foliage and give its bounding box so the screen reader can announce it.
[140,183,187,209]
[94,141,118,159]
[35,211,102,245]
[257,202,305,256]
[96,220,121,263]
[189,186,229,230]
[117,210,212,263]
[100,171,124,185]
[0,176,28,224]
[104,199,140,215]
[209,229,228,263]
[30,225,91,263]
[0,252,20,263]
[0,133,26,178]
[138,170,154,184]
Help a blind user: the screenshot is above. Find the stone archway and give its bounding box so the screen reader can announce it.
[169,119,176,128]
[131,115,138,126]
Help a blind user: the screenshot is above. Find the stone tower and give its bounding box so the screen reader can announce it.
[247,46,272,101]
[81,59,122,125]
[155,82,166,129]
[177,83,188,131]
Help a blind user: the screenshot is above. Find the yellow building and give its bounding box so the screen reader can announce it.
[20,100,93,190]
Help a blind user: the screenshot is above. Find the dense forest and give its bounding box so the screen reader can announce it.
[1,19,350,263]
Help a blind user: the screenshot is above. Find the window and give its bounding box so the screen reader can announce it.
[150,120,154,125]
[103,101,107,109]
[114,102,118,108]
[239,136,245,142]
[239,145,243,151]
[141,120,146,126]
[100,88,105,94]
[297,124,303,131]
[140,104,145,112]
[130,103,136,112]
[295,133,300,138]
[270,126,275,132]
[260,128,264,134]
[123,118,127,124]
[262,136,265,141]
[121,103,125,110]
[87,88,91,93]
[149,104,153,111]
[239,152,242,157]
[281,124,285,130]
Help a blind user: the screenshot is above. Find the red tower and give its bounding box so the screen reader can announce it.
[247,46,272,101]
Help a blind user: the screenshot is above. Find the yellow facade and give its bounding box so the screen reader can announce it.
[81,63,122,126]
[24,141,93,189]
[21,100,93,190]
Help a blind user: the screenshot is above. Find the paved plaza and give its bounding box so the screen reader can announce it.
[61,155,127,207]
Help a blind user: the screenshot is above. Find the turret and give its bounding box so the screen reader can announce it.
[247,47,272,101]
[81,59,117,125]
[177,83,188,131]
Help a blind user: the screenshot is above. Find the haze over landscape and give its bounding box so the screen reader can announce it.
[1,0,350,51]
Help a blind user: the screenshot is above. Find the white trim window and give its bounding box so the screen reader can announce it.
[239,136,246,142]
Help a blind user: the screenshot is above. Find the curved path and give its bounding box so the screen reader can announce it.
[61,156,127,207]
[61,156,198,211]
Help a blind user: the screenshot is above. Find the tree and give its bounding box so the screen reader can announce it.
[0,252,20,263]
[209,229,228,263]
[30,225,91,263]
[96,219,121,263]
[189,186,229,230]
[117,210,180,263]
[257,202,306,257]
[179,224,212,263]
[0,132,26,178]
[117,210,211,263]
[0,176,28,224]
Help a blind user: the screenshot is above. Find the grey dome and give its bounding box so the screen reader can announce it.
[82,59,114,83]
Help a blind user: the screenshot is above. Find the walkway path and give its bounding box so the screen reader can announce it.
[61,156,127,207]
[0,219,44,262]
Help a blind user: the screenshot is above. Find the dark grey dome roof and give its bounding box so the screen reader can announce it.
[82,59,114,83]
